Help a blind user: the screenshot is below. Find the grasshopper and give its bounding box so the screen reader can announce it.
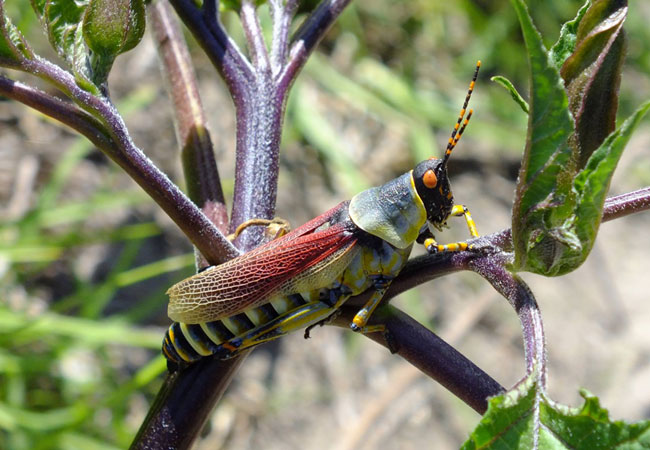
[163,62,481,364]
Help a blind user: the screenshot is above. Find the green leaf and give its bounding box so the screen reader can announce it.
[561,0,627,169]
[0,3,34,66]
[511,0,634,276]
[30,0,99,94]
[82,0,145,85]
[30,0,145,91]
[562,101,650,273]
[510,0,575,275]
[463,375,650,449]
[491,75,529,114]
[549,0,591,70]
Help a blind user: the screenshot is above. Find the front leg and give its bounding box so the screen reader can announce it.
[423,204,479,253]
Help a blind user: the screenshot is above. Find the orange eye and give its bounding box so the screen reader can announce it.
[422,169,438,188]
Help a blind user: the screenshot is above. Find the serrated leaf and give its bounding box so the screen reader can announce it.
[0,3,34,66]
[463,375,650,449]
[549,0,591,70]
[511,0,633,276]
[31,0,85,62]
[561,0,627,169]
[510,0,575,275]
[30,0,99,94]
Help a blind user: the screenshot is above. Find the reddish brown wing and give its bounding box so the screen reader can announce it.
[168,204,357,324]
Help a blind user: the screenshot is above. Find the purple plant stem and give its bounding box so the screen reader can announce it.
[172,0,355,248]
[169,0,254,98]
[229,0,355,247]
[469,255,546,385]
[131,355,249,450]
[131,6,247,449]
[240,0,272,72]
[166,0,274,248]
[270,0,298,75]
[10,53,239,264]
[132,2,359,447]
[228,79,286,246]
[332,305,505,414]
[278,0,352,91]
[368,185,650,398]
[0,76,112,146]
[602,186,650,221]
[150,0,231,260]
[387,184,650,297]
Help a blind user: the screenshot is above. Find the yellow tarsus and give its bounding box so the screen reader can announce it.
[424,204,479,254]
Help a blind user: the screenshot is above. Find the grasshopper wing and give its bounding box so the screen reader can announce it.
[168,206,358,324]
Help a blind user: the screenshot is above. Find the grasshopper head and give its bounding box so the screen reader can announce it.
[413,61,480,230]
[413,158,454,229]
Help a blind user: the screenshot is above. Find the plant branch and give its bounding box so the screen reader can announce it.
[169,0,254,99]
[469,255,546,385]
[240,0,271,72]
[15,55,238,264]
[384,185,650,299]
[270,0,298,75]
[150,0,231,265]
[342,185,650,399]
[0,75,112,147]
[131,355,249,450]
[279,0,352,90]
[131,4,254,448]
[332,306,505,414]
[602,186,650,222]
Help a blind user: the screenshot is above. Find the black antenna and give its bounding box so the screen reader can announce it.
[443,60,480,165]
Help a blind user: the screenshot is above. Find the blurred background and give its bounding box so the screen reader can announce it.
[1,1,649,448]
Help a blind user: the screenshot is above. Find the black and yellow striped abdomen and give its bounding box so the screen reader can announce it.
[163,293,310,363]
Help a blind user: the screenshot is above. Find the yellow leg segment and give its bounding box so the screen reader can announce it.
[424,204,479,253]
[228,217,291,241]
[350,281,390,334]
[227,302,337,355]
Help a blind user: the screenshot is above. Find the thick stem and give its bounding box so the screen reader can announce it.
[131,5,248,448]
[333,306,505,414]
[150,0,230,255]
[228,80,285,245]
[168,0,283,249]
[130,355,248,450]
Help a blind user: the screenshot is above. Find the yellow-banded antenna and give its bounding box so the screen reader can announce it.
[443,60,481,165]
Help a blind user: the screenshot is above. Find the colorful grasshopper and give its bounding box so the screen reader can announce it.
[163,62,482,364]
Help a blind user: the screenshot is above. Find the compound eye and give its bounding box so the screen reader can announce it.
[422,169,438,189]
